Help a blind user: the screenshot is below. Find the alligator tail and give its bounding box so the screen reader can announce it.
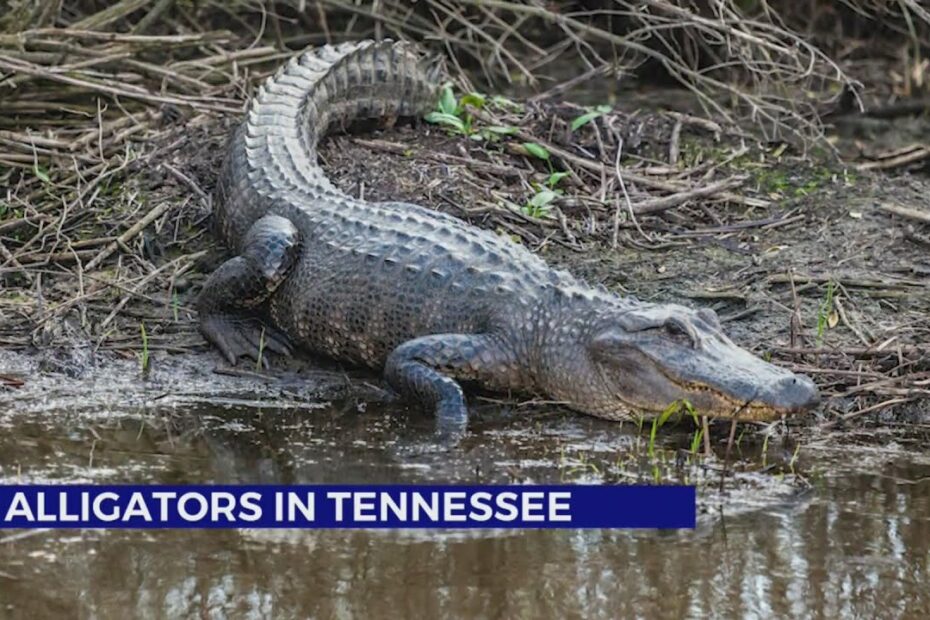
[242,40,444,196]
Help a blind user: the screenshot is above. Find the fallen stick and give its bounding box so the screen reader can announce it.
[0,28,230,47]
[631,176,744,214]
[766,272,925,289]
[771,345,930,357]
[822,397,917,428]
[84,201,174,272]
[878,202,930,225]
[856,145,930,170]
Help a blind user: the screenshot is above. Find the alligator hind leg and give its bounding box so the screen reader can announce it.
[198,215,299,366]
[385,334,517,443]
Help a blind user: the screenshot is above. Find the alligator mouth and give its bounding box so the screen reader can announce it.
[629,358,821,422]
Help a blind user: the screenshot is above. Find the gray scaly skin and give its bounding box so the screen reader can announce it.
[198,40,819,439]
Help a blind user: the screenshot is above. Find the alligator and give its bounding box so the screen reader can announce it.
[198,40,819,438]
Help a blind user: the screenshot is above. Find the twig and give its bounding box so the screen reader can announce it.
[84,201,174,272]
[878,202,930,225]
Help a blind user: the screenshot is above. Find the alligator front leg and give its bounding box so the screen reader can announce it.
[385,333,517,441]
[198,215,299,366]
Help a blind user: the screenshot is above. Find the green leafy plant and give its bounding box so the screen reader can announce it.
[519,145,571,218]
[571,104,612,131]
[426,112,468,134]
[424,84,488,137]
[458,92,486,109]
[439,84,457,115]
[522,189,557,218]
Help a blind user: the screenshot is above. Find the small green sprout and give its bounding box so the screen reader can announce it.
[480,125,518,141]
[690,426,705,455]
[424,84,488,137]
[570,104,612,131]
[522,142,550,161]
[522,189,557,218]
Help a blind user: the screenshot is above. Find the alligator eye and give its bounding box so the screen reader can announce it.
[664,322,689,343]
[664,318,699,349]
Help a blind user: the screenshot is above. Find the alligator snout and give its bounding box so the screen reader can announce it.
[766,373,820,413]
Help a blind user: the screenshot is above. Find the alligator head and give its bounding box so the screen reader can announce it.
[539,300,819,421]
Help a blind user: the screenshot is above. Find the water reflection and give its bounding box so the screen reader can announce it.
[1,462,927,619]
[0,385,928,618]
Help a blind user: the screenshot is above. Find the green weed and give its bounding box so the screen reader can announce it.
[519,144,571,218]
[648,400,684,458]
[522,189,557,218]
[424,84,488,138]
[570,104,612,131]
[689,426,705,456]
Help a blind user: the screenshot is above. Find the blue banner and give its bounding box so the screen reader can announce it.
[0,485,695,529]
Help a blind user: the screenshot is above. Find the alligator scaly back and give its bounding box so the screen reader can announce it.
[215,40,443,248]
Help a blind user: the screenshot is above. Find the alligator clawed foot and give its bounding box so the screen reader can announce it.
[201,314,293,368]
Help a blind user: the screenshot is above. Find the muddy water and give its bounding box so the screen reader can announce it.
[1,353,929,618]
